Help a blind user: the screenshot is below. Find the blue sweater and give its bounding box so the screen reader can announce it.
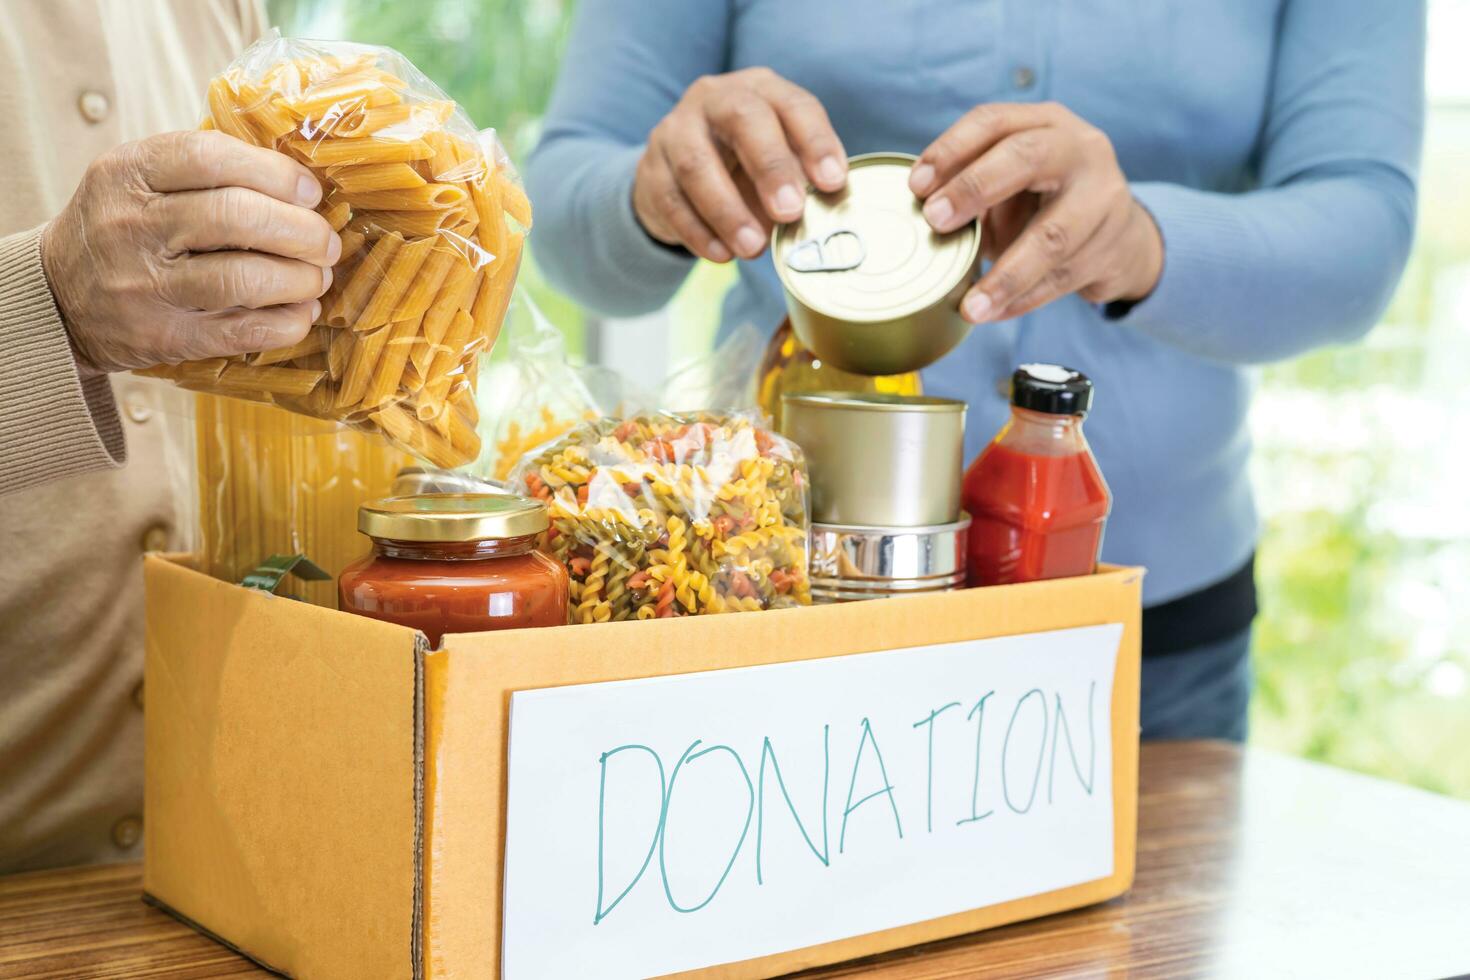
[526,0,1424,605]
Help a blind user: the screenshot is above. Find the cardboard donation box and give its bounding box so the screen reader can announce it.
[143,554,1143,979]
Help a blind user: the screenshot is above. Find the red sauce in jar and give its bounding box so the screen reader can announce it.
[338,494,568,645]
[962,366,1111,587]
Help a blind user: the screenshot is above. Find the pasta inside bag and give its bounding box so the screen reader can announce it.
[137,33,528,469]
[476,293,768,483]
[475,296,644,482]
[509,413,812,622]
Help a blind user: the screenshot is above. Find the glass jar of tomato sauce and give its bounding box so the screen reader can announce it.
[962,365,1111,587]
[339,493,569,644]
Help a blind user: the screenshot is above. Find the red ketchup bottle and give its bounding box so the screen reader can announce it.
[962,364,1111,587]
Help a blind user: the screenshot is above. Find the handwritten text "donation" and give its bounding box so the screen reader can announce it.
[593,681,1101,923]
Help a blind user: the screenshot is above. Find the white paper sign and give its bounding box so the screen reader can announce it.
[502,624,1122,979]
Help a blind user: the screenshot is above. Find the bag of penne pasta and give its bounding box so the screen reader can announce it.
[509,412,812,623]
[137,32,530,469]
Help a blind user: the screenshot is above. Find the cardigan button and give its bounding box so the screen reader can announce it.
[78,90,112,124]
[141,523,170,553]
[111,815,142,850]
[125,391,153,424]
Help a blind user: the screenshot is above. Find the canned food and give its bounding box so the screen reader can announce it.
[809,516,970,603]
[772,152,981,377]
[780,391,965,527]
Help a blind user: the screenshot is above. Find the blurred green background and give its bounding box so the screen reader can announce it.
[270,0,1470,798]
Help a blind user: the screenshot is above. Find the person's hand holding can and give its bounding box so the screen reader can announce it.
[909,102,1164,324]
[40,130,342,377]
[633,67,849,263]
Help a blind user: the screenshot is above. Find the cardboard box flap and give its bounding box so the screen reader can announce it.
[143,556,425,980]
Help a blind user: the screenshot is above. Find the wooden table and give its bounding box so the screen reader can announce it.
[2,741,1468,979]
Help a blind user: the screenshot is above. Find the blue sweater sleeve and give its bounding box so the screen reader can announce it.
[524,0,731,317]
[1115,0,1425,365]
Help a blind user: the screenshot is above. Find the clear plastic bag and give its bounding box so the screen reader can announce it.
[477,298,769,483]
[474,295,638,482]
[659,323,765,415]
[510,412,812,622]
[138,33,528,469]
[192,393,411,607]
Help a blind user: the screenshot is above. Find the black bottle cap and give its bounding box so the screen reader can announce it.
[1011,363,1093,416]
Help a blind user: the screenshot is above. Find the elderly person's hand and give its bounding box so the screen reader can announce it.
[909,102,1163,324]
[40,130,341,377]
[633,67,848,263]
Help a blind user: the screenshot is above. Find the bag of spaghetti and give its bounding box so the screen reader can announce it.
[509,412,811,622]
[136,33,529,469]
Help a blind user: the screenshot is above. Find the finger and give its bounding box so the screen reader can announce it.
[980,212,999,262]
[707,92,807,223]
[632,155,682,245]
[140,130,324,207]
[752,73,847,192]
[963,188,1109,322]
[160,186,341,266]
[922,128,1075,233]
[979,209,1119,320]
[980,197,1037,262]
[173,301,319,361]
[661,125,767,258]
[910,102,1056,198]
[641,155,733,262]
[170,252,333,311]
[731,170,775,238]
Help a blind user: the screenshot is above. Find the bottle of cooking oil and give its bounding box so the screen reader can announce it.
[757,318,922,430]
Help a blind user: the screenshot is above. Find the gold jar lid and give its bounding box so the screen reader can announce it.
[782,391,965,413]
[772,153,980,323]
[358,493,548,542]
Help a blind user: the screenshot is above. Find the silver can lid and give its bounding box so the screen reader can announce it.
[772,152,981,323]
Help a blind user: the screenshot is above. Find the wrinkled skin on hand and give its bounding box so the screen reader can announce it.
[40,129,342,377]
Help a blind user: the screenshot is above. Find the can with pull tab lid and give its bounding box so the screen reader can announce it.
[772,152,981,377]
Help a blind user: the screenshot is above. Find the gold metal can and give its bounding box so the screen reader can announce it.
[772,152,981,377]
[780,391,966,527]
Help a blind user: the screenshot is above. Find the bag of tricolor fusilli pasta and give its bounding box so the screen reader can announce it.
[137,32,528,469]
[509,412,812,623]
